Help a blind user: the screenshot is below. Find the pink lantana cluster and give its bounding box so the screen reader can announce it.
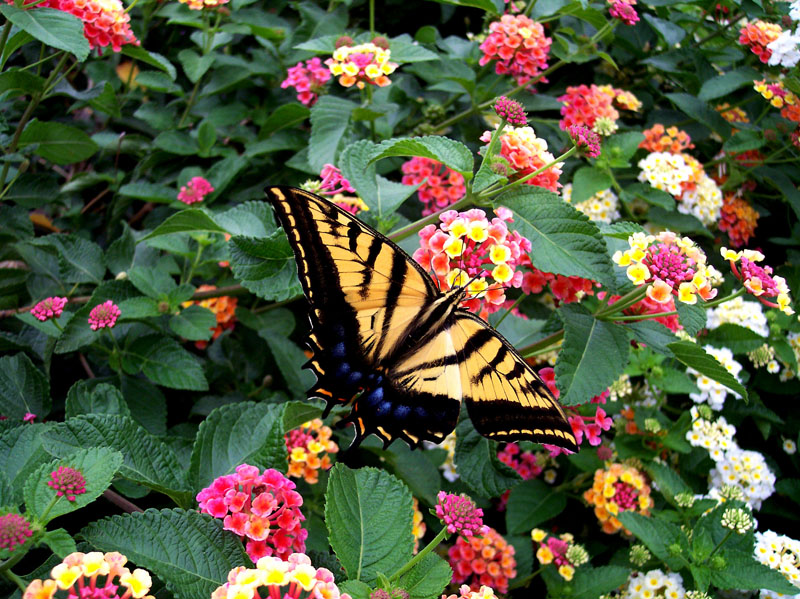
[480,125,562,191]
[497,443,543,480]
[281,57,331,106]
[88,301,120,331]
[48,466,87,502]
[566,125,601,158]
[178,176,214,205]
[401,157,466,216]
[412,207,531,317]
[479,14,552,88]
[314,164,369,215]
[493,96,527,126]
[521,266,597,304]
[613,231,718,306]
[608,0,639,25]
[539,368,613,457]
[435,492,489,539]
[738,20,783,63]
[31,296,68,321]
[325,38,397,89]
[531,528,589,581]
[196,464,308,562]
[722,248,795,315]
[558,84,640,135]
[0,513,33,553]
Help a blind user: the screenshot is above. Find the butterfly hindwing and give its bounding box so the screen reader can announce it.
[265,185,577,452]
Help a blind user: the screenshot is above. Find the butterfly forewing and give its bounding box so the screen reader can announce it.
[265,186,577,452]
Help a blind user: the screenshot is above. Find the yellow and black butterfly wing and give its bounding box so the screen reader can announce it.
[265,186,461,446]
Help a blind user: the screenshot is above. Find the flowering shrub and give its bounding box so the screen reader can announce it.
[2,0,800,598]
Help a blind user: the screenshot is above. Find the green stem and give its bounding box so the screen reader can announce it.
[595,286,648,317]
[388,196,473,242]
[183,242,206,284]
[389,526,449,583]
[1,568,27,592]
[705,529,734,562]
[493,294,524,329]
[477,117,508,175]
[39,494,61,523]
[368,0,375,37]
[0,19,13,61]
[484,146,577,200]
[0,51,69,191]
[520,329,564,357]
[178,10,221,127]
[702,287,745,308]
[600,310,678,322]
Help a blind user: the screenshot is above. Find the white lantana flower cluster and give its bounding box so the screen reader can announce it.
[562,184,621,223]
[687,346,743,410]
[754,530,800,598]
[677,172,722,226]
[622,569,686,599]
[637,152,694,197]
[686,406,737,459]
[767,29,800,68]
[710,448,776,509]
[706,296,769,337]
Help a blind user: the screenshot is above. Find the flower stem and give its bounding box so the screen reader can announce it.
[484,146,577,199]
[594,286,648,318]
[520,328,564,357]
[702,287,745,308]
[388,196,473,242]
[600,310,678,322]
[705,529,734,562]
[39,494,61,523]
[493,294,524,329]
[0,19,14,61]
[388,525,449,583]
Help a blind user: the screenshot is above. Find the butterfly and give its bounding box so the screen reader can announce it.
[265,186,578,452]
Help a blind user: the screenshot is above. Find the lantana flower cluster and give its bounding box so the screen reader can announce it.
[48,466,87,502]
[706,295,769,337]
[608,0,639,25]
[480,125,562,191]
[562,184,620,224]
[178,176,214,205]
[722,248,795,315]
[325,39,397,89]
[23,551,154,599]
[686,406,737,459]
[196,464,308,562]
[436,492,489,539]
[31,296,68,321]
[478,14,552,87]
[442,585,500,599]
[710,448,776,509]
[583,463,653,534]
[447,527,516,594]
[412,498,426,553]
[754,80,800,125]
[303,165,369,215]
[753,530,800,597]
[719,193,759,248]
[613,231,717,306]
[620,569,686,599]
[521,264,597,304]
[178,0,227,10]
[687,345,743,411]
[285,419,338,484]
[401,157,466,216]
[640,124,694,154]
[558,84,640,135]
[739,20,784,62]
[88,300,121,331]
[211,553,351,599]
[281,57,331,106]
[531,528,589,581]
[413,207,531,316]
[0,512,33,553]
[766,27,800,68]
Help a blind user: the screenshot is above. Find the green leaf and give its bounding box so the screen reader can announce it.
[0,69,45,97]
[371,136,474,175]
[396,553,452,599]
[665,93,731,139]
[644,461,690,502]
[0,5,89,61]
[41,528,77,557]
[0,352,51,420]
[506,479,567,534]
[703,323,766,353]
[122,335,209,391]
[389,38,440,63]
[617,512,687,571]
[189,402,289,490]
[118,182,177,203]
[142,209,227,240]
[710,555,800,594]
[88,82,120,117]
[197,121,217,157]
[24,447,123,523]
[422,0,499,12]
[643,13,685,45]
[127,266,177,298]
[153,130,199,155]
[599,131,645,167]
[178,49,214,83]
[216,201,276,238]
[260,103,311,135]
[339,139,420,221]
[65,381,131,419]
[501,187,614,286]
[47,234,106,284]
[325,464,413,584]
[569,565,632,599]
[571,166,613,204]
[723,130,765,153]
[556,304,631,406]
[623,182,676,210]
[676,300,707,336]
[106,223,136,275]
[309,95,357,172]
[625,320,679,355]
[0,423,55,504]
[338,581,372,599]
[121,46,177,80]
[263,334,316,399]
[42,414,192,505]
[454,416,520,497]
[229,234,302,302]
[18,120,98,165]
[135,71,182,94]
[667,341,748,402]
[170,305,216,341]
[81,509,250,599]
[698,68,759,101]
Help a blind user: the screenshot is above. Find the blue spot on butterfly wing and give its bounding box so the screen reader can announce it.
[394,404,411,419]
[332,342,346,358]
[335,362,351,378]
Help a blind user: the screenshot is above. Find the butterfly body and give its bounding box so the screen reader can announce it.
[266,186,578,452]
